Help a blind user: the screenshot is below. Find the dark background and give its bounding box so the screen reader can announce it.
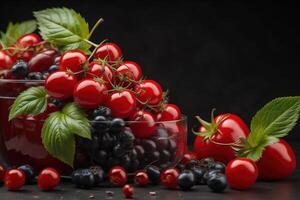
[1,1,300,143]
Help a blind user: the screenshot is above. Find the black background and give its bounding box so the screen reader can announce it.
[1,1,300,143]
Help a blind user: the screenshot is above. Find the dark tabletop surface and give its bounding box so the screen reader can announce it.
[1,142,299,200]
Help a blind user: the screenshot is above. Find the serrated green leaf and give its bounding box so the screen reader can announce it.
[9,87,48,120]
[0,20,37,47]
[34,7,90,52]
[41,102,91,167]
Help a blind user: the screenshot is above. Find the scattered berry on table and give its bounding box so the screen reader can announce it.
[4,169,25,191]
[37,168,60,191]
[134,171,150,187]
[108,166,128,187]
[207,173,227,193]
[18,164,35,184]
[122,184,134,198]
[177,170,195,190]
[145,165,161,185]
[0,165,6,181]
[160,167,180,189]
[72,168,95,189]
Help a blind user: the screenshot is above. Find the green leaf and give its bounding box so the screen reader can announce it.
[238,97,300,161]
[41,102,91,167]
[34,7,90,52]
[0,20,37,47]
[9,87,48,120]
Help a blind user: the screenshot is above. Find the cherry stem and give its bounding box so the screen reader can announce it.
[88,18,104,39]
[83,39,98,48]
[88,39,108,60]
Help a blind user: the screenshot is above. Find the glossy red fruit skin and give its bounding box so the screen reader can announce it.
[194,114,249,164]
[134,80,163,106]
[226,158,258,190]
[129,110,156,139]
[106,89,137,118]
[4,169,25,191]
[134,171,150,186]
[0,165,7,181]
[59,50,87,73]
[38,168,60,191]
[157,104,181,121]
[45,71,77,100]
[87,61,113,89]
[20,50,35,62]
[181,151,197,165]
[116,61,142,81]
[16,33,42,47]
[73,79,107,109]
[109,166,128,187]
[160,167,180,189]
[123,184,134,198]
[94,42,122,62]
[256,139,296,180]
[0,50,15,69]
[28,49,58,72]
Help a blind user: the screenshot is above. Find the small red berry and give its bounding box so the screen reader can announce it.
[87,61,113,88]
[16,33,42,47]
[73,79,108,109]
[4,169,25,191]
[134,80,163,106]
[160,167,180,189]
[123,184,134,198]
[59,50,87,73]
[226,158,258,190]
[116,61,142,82]
[181,151,197,165]
[157,104,182,121]
[38,168,60,191]
[0,50,15,69]
[0,165,7,181]
[45,71,77,100]
[129,110,156,139]
[134,171,150,186]
[109,166,128,187]
[94,42,122,62]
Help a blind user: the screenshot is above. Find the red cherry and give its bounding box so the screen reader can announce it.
[116,61,142,82]
[0,50,15,69]
[134,80,163,106]
[59,50,87,73]
[134,171,150,186]
[157,104,182,121]
[4,169,25,191]
[87,61,113,88]
[28,49,58,72]
[45,71,77,99]
[16,33,42,47]
[0,165,7,181]
[94,42,122,62]
[181,151,197,165]
[160,167,180,189]
[226,158,258,190]
[74,79,108,109]
[129,110,156,139]
[109,166,128,187]
[123,184,134,198]
[106,89,137,118]
[38,168,60,191]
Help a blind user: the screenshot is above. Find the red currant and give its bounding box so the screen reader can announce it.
[87,61,113,88]
[134,80,163,106]
[105,89,136,118]
[28,49,58,72]
[109,166,128,187]
[181,151,197,165]
[129,110,156,139]
[16,33,42,47]
[38,168,60,191]
[116,61,142,82]
[123,184,134,198]
[225,158,258,190]
[157,104,181,121]
[0,50,15,69]
[0,165,6,181]
[74,79,108,109]
[94,42,122,62]
[160,167,180,189]
[59,50,87,73]
[45,71,77,99]
[134,171,150,186]
[4,169,25,191]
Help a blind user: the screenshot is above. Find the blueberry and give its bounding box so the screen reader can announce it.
[92,106,112,118]
[100,132,114,150]
[177,170,195,190]
[107,157,120,168]
[129,149,138,160]
[168,139,177,153]
[130,159,140,172]
[11,60,28,78]
[110,118,125,133]
[72,169,95,189]
[18,164,35,184]
[92,115,110,132]
[134,145,145,160]
[159,149,171,163]
[203,170,220,184]
[48,64,59,73]
[147,150,160,162]
[151,127,169,149]
[191,166,206,185]
[207,173,227,193]
[185,160,199,170]
[94,150,108,166]
[120,154,131,169]
[120,129,135,150]
[90,166,104,185]
[27,72,43,80]
[141,140,157,152]
[145,165,161,184]
[208,161,226,173]
[113,144,126,157]
[199,157,215,169]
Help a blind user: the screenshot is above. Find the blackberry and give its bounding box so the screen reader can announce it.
[11,60,28,78]
[27,72,43,80]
